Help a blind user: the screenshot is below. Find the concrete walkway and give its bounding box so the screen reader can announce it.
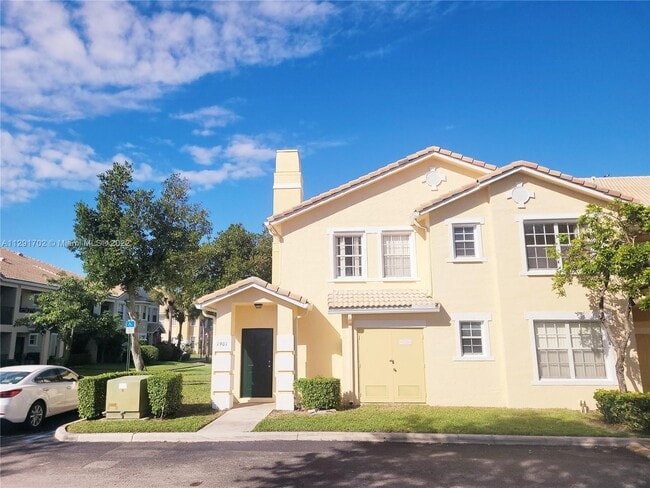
[198,402,275,435]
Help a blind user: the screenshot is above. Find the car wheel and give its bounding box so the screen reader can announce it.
[25,401,46,429]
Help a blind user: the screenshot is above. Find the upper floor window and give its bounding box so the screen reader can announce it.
[524,221,576,271]
[446,218,485,262]
[381,233,413,278]
[334,234,364,279]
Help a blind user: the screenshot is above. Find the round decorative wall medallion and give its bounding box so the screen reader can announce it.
[424,168,446,190]
[508,182,535,208]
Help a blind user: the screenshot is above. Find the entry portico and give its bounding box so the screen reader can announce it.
[195,277,310,411]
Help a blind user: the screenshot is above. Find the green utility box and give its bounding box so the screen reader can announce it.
[105,375,150,419]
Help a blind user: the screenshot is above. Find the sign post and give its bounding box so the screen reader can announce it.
[125,320,135,371]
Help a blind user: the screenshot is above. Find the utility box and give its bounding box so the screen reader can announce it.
[105,375,149,419]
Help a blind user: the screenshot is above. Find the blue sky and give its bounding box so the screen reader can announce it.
[1,1,649,275]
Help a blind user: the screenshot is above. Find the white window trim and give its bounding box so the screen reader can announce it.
[28,333,39,346]
[516,214,580,276]
[525,311,617,386]
[445,217,486,263]
[328,228,368,282]
[378,228,417,281]
[451,313,493,361]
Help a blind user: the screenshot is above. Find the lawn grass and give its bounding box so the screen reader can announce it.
[67,362,221,433]
[254,404,644,438]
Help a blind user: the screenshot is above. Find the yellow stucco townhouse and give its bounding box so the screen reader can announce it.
[195,145,650,412]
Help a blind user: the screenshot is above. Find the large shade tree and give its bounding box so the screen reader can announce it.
[154,223,272,345]
[15,274,119,365]
[197,223,272,294]
[553,200,650,392]
[70,162,211,370]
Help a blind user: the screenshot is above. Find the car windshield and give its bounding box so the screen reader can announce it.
[0,371,31,385]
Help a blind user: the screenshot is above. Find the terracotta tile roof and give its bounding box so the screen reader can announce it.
[0,248,79,285]
[328,289,439,312]
[267,145,496,224]
[415,160,643,215]
[195,276,309,308]
[592,176,650,205]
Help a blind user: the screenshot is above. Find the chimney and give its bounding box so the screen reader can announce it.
[273,150,303,215]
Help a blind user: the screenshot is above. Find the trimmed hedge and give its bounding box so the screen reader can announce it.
[594,389,650,432]
[78,371,142,419]
[141,345,159,365]
[147,372,183,418]
[156,342,182,362]
[294,377,341,410]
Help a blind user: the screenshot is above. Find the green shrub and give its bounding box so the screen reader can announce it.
[180,351,191,362]
[594,389,650,432]
[147,372,183,418]
[294,377,341,410]
[141,345,159,365]
[78,371,142,419]
[46,356,65,365]
[155,341,182,361]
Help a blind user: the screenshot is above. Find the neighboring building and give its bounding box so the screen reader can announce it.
[0,248,163,364]
[196,146,650,412]
[159,309,212,354]
[104,287,164,346]
[0,249,72,364]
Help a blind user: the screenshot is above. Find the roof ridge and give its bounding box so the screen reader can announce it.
[415,161,641,215]
[267,145,497,224]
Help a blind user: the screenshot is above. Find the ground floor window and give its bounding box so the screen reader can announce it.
[534,320,606,379]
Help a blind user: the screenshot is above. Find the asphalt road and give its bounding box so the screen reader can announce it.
[1,433,648,488]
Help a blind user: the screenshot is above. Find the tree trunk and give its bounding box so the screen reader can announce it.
[126,288,145,371]
[167,299,174,343]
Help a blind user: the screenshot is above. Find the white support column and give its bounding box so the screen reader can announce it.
[8,330,17,360]
[40,330,51,363]
[275,305,295,411]
[211,311,234,410]
[9,286,21,360]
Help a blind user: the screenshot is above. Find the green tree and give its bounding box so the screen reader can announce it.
[553,200,650,392]
[70,162,211,370]
[197,223,272,295]
[15,275,119,365]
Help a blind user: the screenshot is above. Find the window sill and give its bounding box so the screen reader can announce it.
[531,379,617,386]
[447,258,486,263]
[453,356,494,362]
[521,270,556,277]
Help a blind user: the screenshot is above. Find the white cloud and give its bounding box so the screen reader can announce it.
[0,1,338,120]
[0,128,160,206]
[179,135,275,189]
[182,145,223,166]
[173,105,240,133]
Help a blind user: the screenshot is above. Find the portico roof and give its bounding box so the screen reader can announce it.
[328,289,440,314]
[195,277,310,310]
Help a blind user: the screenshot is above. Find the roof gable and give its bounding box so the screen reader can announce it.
[415,161,643,216]
[267,145,496,225]
[195,277,309,309]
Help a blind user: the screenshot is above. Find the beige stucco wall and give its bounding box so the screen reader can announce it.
[269,151,647,410]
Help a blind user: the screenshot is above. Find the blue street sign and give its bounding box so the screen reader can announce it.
[125,319,136,334]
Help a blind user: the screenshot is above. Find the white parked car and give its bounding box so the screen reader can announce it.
[0,365,81,428]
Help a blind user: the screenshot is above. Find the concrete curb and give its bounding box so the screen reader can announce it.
[55,424,648,449]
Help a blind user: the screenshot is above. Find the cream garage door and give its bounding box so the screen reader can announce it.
[358,328,425,403]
